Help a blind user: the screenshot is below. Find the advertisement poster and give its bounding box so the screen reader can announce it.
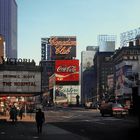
[54,85,79,104]
[48,36,76,59]
[0,71,41,93]
[115,65,132,96]
[55,60,79,82]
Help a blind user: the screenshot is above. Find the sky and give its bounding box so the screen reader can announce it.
[16,0,140,64]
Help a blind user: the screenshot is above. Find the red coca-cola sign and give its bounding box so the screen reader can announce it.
[55,60,79,82]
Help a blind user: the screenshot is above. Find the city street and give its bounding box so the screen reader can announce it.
[0,107,139,140]
[46,107,139,140]
[1,1,140,140]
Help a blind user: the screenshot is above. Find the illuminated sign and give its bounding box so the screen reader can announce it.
[49,37,76,46]
[0,71,41,93]
[120,27,140,47]
[55,60,79,82]
[48,36,76,58]
[1,57,35,64]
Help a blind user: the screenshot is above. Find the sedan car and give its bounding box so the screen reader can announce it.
[100,102,128,117]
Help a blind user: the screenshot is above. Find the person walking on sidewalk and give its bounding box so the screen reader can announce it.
[35,108,45,134]
[9,105,18,124]
[19,107,24,120]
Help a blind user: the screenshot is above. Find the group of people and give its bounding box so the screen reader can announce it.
[9,105,24,123]
[9,105,45,134]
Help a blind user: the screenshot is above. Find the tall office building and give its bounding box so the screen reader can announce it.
[0,0,17,58]
[80,46,98,104]
[81,46,98,72]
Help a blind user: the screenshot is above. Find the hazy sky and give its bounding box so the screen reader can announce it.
[17,0,140,64]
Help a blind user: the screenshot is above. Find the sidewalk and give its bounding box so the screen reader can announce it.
[0,115,89,140]
[0,113,35,122]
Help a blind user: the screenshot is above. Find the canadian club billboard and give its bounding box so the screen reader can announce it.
[48,36,76,59]
[55,60,79,83]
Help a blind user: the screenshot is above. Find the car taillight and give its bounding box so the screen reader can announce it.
[112,108,124,111]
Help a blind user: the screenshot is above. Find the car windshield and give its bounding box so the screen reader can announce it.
[112,104,123,108]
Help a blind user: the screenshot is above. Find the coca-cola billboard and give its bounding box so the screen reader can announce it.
[55,60,79,82]
[48,36,76,59]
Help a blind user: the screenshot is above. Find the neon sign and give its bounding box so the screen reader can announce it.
[120,27,140,47]
[49,37,76,46]
[49,37,76,55]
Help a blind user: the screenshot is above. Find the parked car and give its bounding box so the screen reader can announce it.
[99,102,128,117]
[85,101,99,109]
[85,102,92,109]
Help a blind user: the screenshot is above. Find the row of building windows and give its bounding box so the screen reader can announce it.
[123,55,138,60]
[123,50,140,54]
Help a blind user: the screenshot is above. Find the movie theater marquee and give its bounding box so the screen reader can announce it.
[0,71,41,93]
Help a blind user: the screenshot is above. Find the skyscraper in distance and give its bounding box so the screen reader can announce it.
[0,0,17,58]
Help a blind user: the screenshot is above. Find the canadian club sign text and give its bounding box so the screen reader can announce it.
[48,36,76,56]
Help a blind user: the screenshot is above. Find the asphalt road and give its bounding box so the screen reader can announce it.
[0,107,139,140]
[45,108,139,140]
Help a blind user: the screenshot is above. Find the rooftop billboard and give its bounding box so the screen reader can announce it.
[48,36,76,59]
[55,60,79,82]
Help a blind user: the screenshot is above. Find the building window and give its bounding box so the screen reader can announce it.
[133,50,137,54]
[105,57,110,61]
[133,56,137,60]
[129,56,133,60]
[123,56,128,60]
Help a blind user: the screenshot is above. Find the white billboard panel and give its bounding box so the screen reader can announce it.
[0,71,41,93]
[99,41,115,52]
[54,85,80,104]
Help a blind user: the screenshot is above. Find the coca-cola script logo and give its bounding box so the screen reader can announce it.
[57,66,76,73]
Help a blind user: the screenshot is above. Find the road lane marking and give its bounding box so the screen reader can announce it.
[1,132,5,134]
[33,136,39,139]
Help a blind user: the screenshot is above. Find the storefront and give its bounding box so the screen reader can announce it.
[0,58,41,114]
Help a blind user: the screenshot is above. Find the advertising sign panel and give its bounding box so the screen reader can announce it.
[0,71,41,93]
[115,65,132,96]
[48,36,76,59]
[54,85,80,104]
[107,74,114,90]
[55,60,79,82]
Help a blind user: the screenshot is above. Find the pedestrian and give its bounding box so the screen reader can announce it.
[35,108,45,134]
[76,95,80,106]
[19,107,24,120]
[9,105,18,124]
